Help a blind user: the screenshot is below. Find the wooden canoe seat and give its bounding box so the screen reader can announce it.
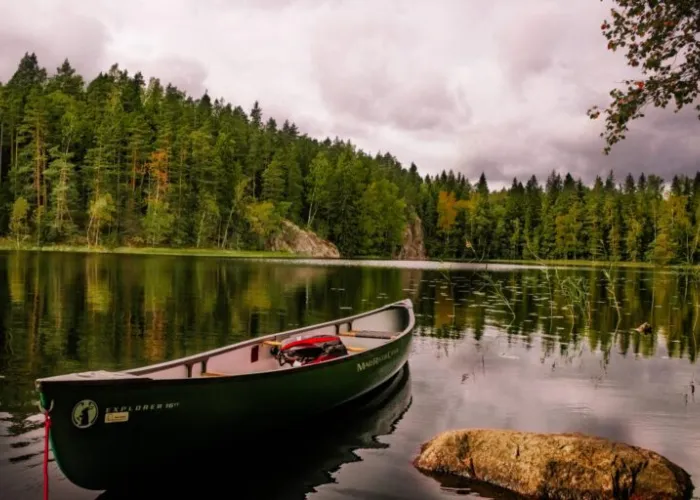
[201,371,228,377]
[339,330,397,340]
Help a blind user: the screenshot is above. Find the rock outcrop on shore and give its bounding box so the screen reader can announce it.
[266,220,340,258]
[397,215,427,260]
[413,429,694,500]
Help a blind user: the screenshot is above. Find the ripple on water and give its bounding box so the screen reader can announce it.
[1,255,699,499]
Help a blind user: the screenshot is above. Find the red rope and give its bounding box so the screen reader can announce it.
[43,410,52,500]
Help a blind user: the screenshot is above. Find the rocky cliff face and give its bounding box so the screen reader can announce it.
[266,220,340,258]
[397,215,427,260]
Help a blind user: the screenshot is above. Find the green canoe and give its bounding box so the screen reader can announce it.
[96,360,413,499]
[35,299,415,491]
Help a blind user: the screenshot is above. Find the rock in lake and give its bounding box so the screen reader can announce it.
[413,429,694,500]
[635,322,653,333]
[266,219,340,258]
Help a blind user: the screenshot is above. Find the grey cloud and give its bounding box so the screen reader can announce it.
[450,0,700,186]
[458,105,700,187]
[0,0,208,101]
[563,107,700,184]
[455,157,511,185]
[326,120,374,140]
[309,11,471,137]
[234,0,304,9]
[387,81,472,133]
[496,6,565,89]
[253,100,336,139]
[119,55,209,98]
[0,6,109,82]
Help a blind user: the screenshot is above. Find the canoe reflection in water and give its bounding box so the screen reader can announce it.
[96,362,413,500]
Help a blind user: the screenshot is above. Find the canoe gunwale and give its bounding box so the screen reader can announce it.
[35,298,414,387]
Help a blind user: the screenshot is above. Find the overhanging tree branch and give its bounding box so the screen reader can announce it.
[588,0,700,153]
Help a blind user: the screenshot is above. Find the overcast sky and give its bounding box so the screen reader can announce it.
[1,0,698,189]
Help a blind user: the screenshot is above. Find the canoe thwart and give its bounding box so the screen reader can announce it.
[346,346,366,352]
[339,330,397,340]
[264,339,365,352]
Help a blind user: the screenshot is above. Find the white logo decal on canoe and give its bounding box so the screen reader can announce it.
[72,399,99,429]
[357,348,400,372]
[104,402,180,415]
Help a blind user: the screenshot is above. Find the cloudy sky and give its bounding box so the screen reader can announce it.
[2,0,698,188]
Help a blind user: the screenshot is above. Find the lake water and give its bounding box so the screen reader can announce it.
[0,251,698,499]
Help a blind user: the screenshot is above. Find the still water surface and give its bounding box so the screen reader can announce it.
[0,252,698,499]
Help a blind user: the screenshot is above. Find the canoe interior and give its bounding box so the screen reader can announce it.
[134,304,407,379]
[164,330,394,380]
[37,300,413,384]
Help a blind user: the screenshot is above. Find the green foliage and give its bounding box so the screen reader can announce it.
[262,152,286,203]
[359,180,407,256]
[245,201,283,248]
[143,199,174,246]
[423,170,700,265]
[0,53,698,264]
[44,147,77,240]
[9,196,29,247]
[588,0,700,153]
[0,54,420,256]
[87,193,116,247]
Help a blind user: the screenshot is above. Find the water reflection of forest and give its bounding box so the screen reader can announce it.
[0,253,697,391]
[414,267,698,364]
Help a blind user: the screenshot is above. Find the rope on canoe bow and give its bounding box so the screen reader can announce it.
[38,399,54,500]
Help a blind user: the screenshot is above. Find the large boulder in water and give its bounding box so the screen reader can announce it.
[413,429,694,500]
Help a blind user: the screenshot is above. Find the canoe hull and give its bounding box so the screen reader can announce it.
[38,301,414,491]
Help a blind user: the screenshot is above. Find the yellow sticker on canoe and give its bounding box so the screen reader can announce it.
[105,411,129,423]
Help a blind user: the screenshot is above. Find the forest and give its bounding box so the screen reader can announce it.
[0,54,699,264]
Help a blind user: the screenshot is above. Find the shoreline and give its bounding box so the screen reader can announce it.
[485,258,699,270]
[0,243,697,270]
[0,243,298,260]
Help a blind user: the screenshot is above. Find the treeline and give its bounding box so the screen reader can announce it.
[427,170,700,265]
[0,54,411,257]
[0,54,699,264]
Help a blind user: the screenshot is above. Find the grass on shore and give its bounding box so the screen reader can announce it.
[0,241,298,259]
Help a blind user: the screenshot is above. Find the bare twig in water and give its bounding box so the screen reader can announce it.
[559,275,593,329]
[525,241,594,330]
[603,267,622,332]
[525,241,556,325]
[598,241,622,332]
[480,272,516,321]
